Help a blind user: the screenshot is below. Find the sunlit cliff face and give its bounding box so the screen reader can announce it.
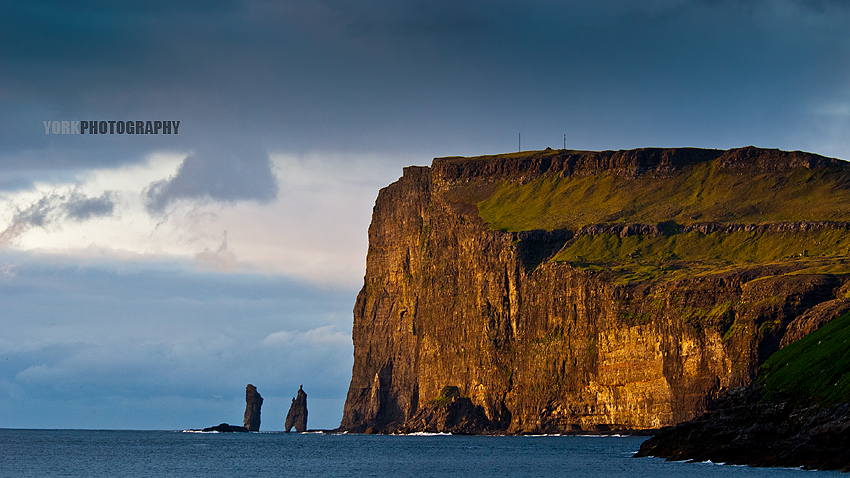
[342,148,850,434]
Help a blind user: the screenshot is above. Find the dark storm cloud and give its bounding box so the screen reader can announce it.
[143,147,278,214]
[0,190,116,246]
[64,190,116,220]
[1,0,849,168]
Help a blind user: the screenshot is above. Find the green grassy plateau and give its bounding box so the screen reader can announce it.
[464,150,850,283]
[477,159,850,232]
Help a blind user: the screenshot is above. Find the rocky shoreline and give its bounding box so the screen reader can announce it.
[635,383,850,471]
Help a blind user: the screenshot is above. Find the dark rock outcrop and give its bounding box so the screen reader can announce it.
[340,147,850,434]
[394,386,493,435]
[243,384,263,431]
[635,384,850,471]
[285,385,308,432]
[781,295,850,347]
[202,423,247,433]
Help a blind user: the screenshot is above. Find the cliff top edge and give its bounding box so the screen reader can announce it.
[425,146,848,183]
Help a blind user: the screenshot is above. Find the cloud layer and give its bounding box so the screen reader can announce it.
[2,0,849,166]
[0,150,398,285]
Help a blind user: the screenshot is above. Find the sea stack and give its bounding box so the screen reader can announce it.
[285,385,308,432]
[243,384,263,431]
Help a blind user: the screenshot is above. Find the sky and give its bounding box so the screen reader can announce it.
[1,0,849,431]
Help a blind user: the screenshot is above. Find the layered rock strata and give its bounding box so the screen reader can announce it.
[340,147,850,434]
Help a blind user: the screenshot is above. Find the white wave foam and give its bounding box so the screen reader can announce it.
[399,432,453,436]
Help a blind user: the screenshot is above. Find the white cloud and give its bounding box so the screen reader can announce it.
[263,325,351,347]
[0,150,411,286]
[0,260,357,429]
[0,264,15,280]
[15,364,61,383]
[812,102,850,118]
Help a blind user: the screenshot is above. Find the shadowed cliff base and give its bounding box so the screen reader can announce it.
[340,147,850,436]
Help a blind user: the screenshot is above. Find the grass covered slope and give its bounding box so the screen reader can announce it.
[458,147,850,282]
[554,229,850,264]
[476,153,850,232]
[759,310,850,403]
[551,228,850,284]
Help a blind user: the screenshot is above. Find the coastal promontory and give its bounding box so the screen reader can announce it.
[340,147,850,439]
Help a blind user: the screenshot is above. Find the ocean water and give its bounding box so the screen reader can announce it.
[0,429,840,477]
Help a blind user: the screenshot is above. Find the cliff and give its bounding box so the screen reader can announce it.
[285,385,308,433]
[340,146,850,434]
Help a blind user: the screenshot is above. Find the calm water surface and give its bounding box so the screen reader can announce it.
[0,429,839,477]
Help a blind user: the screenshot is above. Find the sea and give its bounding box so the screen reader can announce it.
[0,429,840,477]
